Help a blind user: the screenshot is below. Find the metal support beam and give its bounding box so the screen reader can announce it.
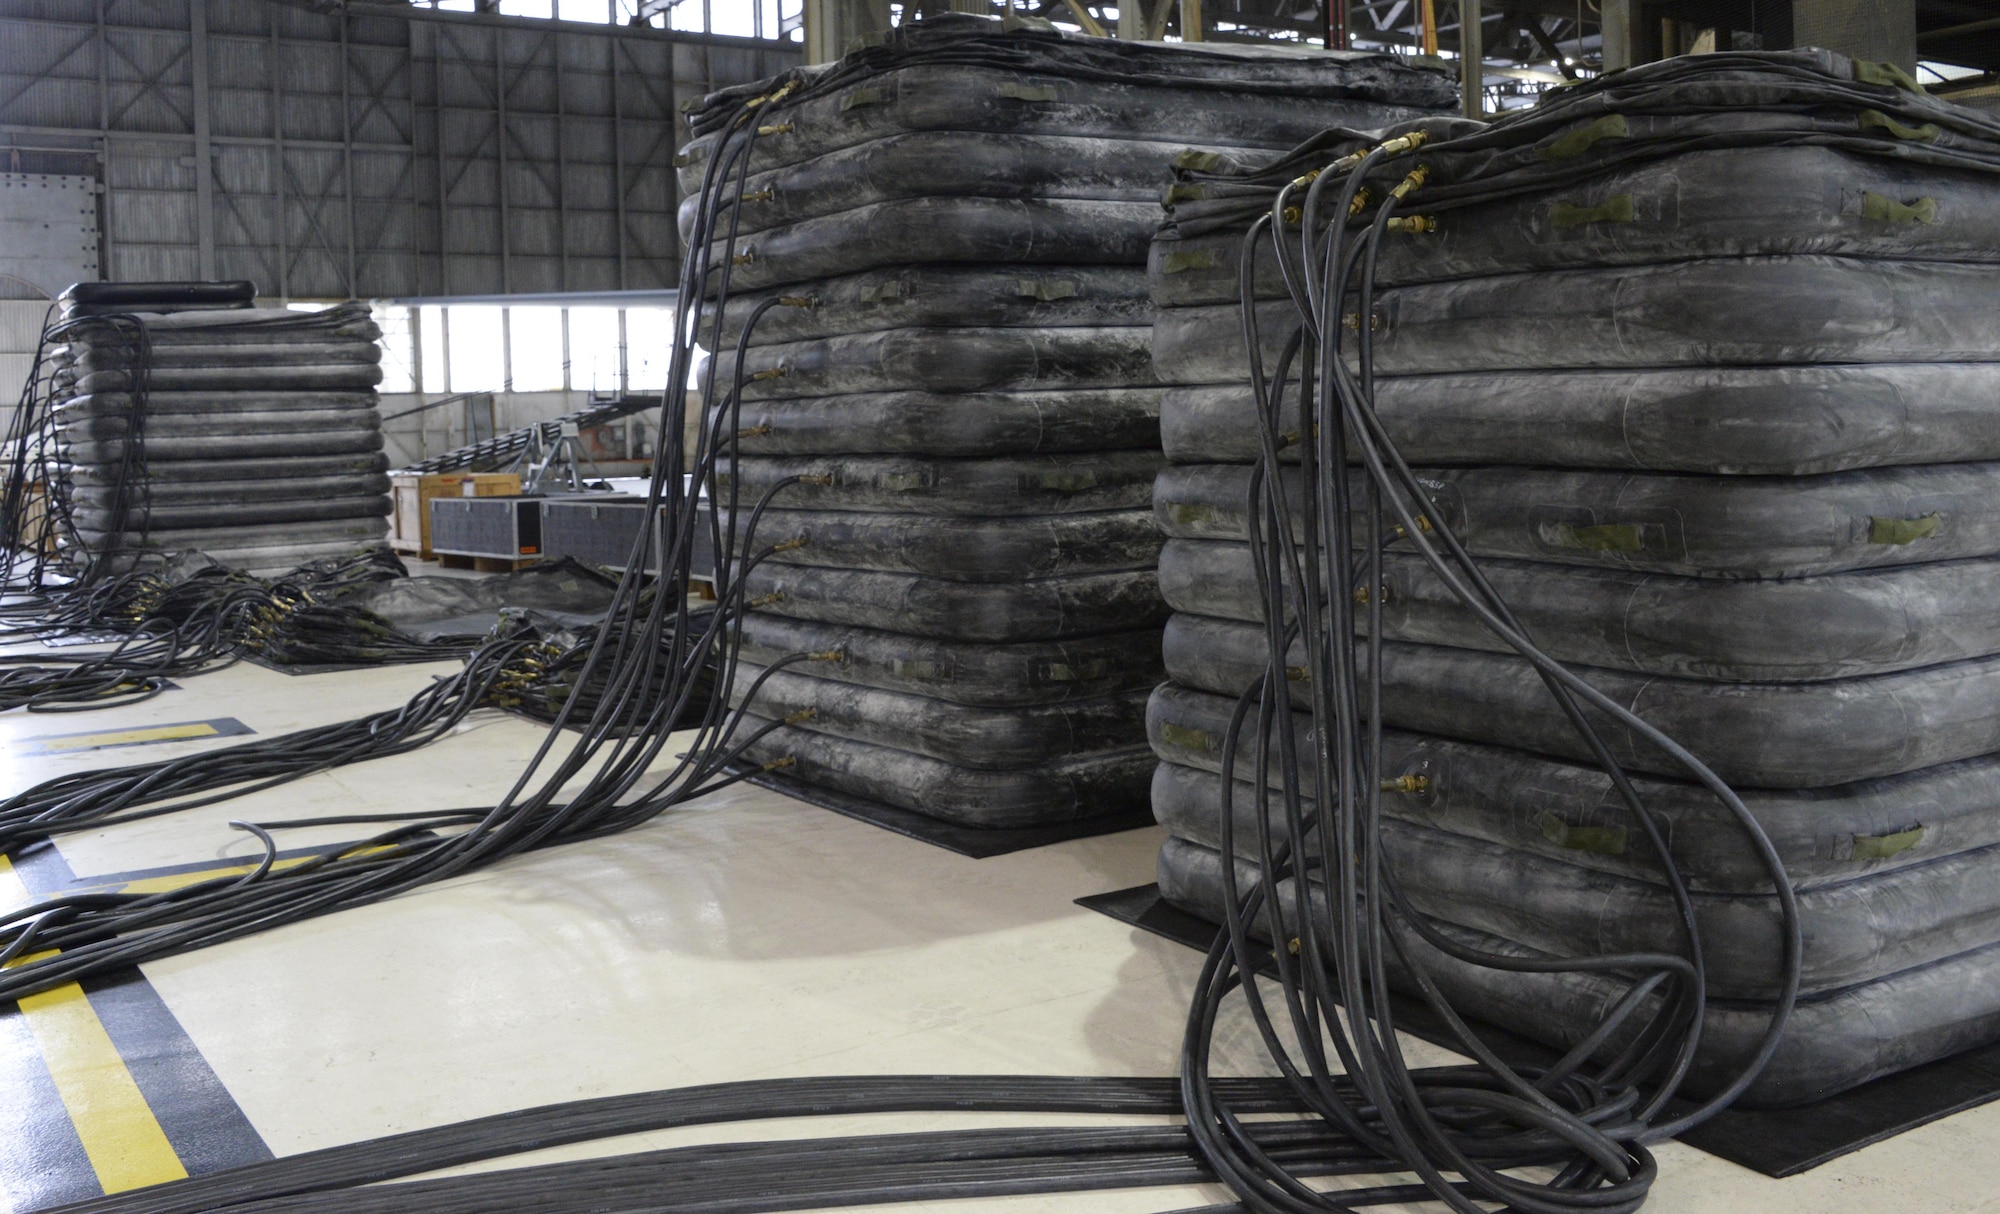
[1599,0,1634,71]
[1793,0,1917,71]
[189,0,215,279]
[270,8,290,300]
[1179,0,1204,41]
[1460,0,1482,118]
[494,29,511,295]
[340,17,359,298]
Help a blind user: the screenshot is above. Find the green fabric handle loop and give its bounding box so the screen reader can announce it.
[998,82,1058,102]
[839,86,885,111]
[1851,825,1925,860]
[1868,513,1941,544]
[1539,114,1630,161]
[1859,109,1941,143]
[1860,192,1938,224]
[1175,149,1224,171]
[888,658,951,680]
[1040,659,1113,682]
[1853,60,1927,94]
[1159,722,1218,752]
[863,281,906,302]
[1165,183,1210,203]
[1164,502,1217,525]
[1550,195,1636,227]
[1160,248,1222,275]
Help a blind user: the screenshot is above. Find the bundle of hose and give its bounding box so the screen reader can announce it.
[1142,49,2000,1104]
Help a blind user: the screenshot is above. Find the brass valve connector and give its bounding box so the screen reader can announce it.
[770,536,809,553]
[806,649,846,662]
[757,122,794,135]
[1380,774,1431,795]
[1341,311,1380,332]
[740,188,774,204]
[1352,584,1390,605]
[1392,515,1434,538]
[1348,188,1372,217]
[1377,129,1429,157]
[1285,665,1311,682]
[797,474,834,486]
[731,252,756,266]
[1389,164,1432,203]
[746,81,797,109]
[776,295,817,308]
[783,707,817,725]
[1281,205,1302,224]
[1288,168,1322,190]
[747,591,786,608]
[749,366,789,382]
[1386,215,1437,234]
[736,424,773,439]
[762,755,797,772]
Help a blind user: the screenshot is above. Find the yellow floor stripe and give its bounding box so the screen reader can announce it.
[1,858,188,1194]
[26,723,221,755]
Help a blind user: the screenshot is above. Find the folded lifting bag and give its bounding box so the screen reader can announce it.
[69,494,391,531]
[702,325,1156,400]
[742,564,1165,644]
[1154,835,2000,1108]
[712,266,1150,348]
[704,197,1159,294]
[67,365,383,393]
[60,452,391,485]
[65,473,393,507]
[719,451,1163,517]
[1161,541,2000,682]
[735,715,1156,829]
[55,410,381,441]
[1154,460,2000,579]
[58,431,386,463]
[54,391,381,419]
[717,387,1161,458]
[1149,757,2000,1000]
[1158,363,2000,475]
[676,131,1207,243]
[730,663,1148,769]
[1149,145,2000,306]
[723,507,1162,581]
[1163,612,2000,789]
[734,613,1162,707]
[67,342,382,372]
[676,56,1451,190]
[73,517,389,551]
[1153,258,2000,383]
[1141,696,2000,892]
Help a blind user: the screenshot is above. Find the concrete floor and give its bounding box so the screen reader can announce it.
[1,636,1998,1212]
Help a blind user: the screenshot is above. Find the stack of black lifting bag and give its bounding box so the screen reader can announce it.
[679,16,1454,830]
[1144,51,2000,1105]
[48,283,392,574]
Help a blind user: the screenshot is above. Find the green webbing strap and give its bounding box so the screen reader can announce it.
[1164,503,1217,525]
[863,280,906,302]
[840,87,885,112]
[1015,278,1079,301]
[1853,60,1928,94]
[1859,109,1942,143]
[1860,192,1938,224]
[1868,513,1941,544]
[1158,722,1218,753]
[1160,247,1222,275]
[1538,812,1628,856]
[878,471,934,492]
[1166,183,1211,203]
[1539,114,1630,161]
[1850,825,1925,860]
[888,658,951,680]
[1551,195,1636,227]
[1547,522,1644,552]
[1175,149,1224,172]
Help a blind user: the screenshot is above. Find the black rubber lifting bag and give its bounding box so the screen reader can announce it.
[702,325,1156,401]
[67,365,383,393]
[1164,612,2000,789]
[56,410,381,442]
[1142,702,2000,892]
[1158,363,2000,475]
[717,387,1161,458]
[1155,836,2000,1108]
[736,715,1156,829]
[1161,540,2000,682]
[742,564,1165,644]
[70,494,390,531]
[55,391,381,419]
[66,473,392,508]
[722,506,1162,582]
[61,452,391,485]
[719,451,1163,517]
[711,266,1150,348]
[59,431,386,463]
[66,341,381,372]
[1154,461,2000,579]
[734,613,1163,707]
[1150,145,2000,306]
[730,663,1149,770]
[1149,758,2000,1000]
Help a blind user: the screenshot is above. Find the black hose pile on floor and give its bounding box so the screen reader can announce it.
[685,13,1454,829]
[39,281,392,577]
[1146,46,2000,1146]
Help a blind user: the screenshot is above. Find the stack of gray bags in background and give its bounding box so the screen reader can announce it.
[50,284,391,574]
[679,16,1453,831]
[1144,52,2000,1104]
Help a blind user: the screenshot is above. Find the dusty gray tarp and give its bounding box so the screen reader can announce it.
[721,507,1161,582]
[717,387,1161,458]
[720,451,1164,517]
[741,563,1165,644]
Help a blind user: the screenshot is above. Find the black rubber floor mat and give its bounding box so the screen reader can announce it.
[1075,882,2000,1177]
[744,766,1154,858]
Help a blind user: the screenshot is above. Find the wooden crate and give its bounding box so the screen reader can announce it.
[389,472,521,558]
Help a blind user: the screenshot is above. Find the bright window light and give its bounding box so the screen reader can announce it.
[508,306,568,391]
[448,305,505,394]
[568,306,625,394]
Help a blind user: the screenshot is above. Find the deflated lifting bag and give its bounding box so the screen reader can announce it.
[719,387,1161,457]
[743,564,1165,643]
[724,507,1162,581]
[720,451,1163,517]
[712,266,1151,347]
[703,325,1156,400]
